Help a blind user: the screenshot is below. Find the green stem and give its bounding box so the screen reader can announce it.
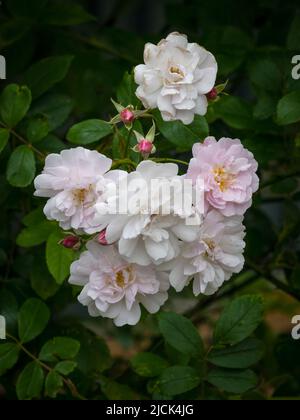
[246,259,300,301]
[151,158,189,166]
[7,334,87,400]
[185,272,259,323]
[0,122,46,160]
[112,158,137,170]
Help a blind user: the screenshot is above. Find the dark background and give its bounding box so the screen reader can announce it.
[0,0,300,400]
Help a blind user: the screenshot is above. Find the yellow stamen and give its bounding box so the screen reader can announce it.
[73,188,88,204]
[116,271,126,288]
[213,167,235,192]
[170,66,184,78]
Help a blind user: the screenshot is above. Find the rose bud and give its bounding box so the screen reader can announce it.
[98,230,108,246]
[120,108,135,125]
[206,87,218,101]
[138,139,154,156]
[60,235,80,250]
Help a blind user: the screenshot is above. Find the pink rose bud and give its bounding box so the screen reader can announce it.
[206,87,218,101]
[120,109,135,124]
[61,235,80,249]
[98,230,108,246]
[138,139,153,155]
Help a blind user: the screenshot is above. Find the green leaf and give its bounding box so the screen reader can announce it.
[41,0,94,26]
[0,343,20,376]
[207,369,258,394]
[26,115,50,143]
[6,145,36,188]
[39,337,80,362]
[155,111,209,152]
[214,96,253,130]
[249,60,281,93]
[67,119,113,145]
[30,257,60,300]
[38,134,66,154]
[0,128,10,154]
[117,72,140,108]
[30,94,74,131]
[277,90,300,125]
[158,312,204,357]
[100,376,139,400]
[0,84,32,127]
[131,352,169,378]
[214,295,264,346]
[25,55,74,99]
[76,335,112,375]
[208,339,264,369]
[46,231,75,284]
[287,13,300,50]
[253,95,277,120]
[159,366,201,396]
[165,343,190,366]
[17,221,54,247]
[54,361,77,376]
[45,371,64,398]
[23,207,45,227]
[18,298,50,343]
[16,362,44,400]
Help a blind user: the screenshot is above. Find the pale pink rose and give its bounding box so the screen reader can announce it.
[169,210,246,296]
[69,241,169,327]
[187,137,259,216]
[34,147,125,232]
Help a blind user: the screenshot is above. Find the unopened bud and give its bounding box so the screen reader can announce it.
[206,87,218,101]
[98,230,108,246]
[120,109,135,125]
[60,235,80,250]
[138,139,153,156]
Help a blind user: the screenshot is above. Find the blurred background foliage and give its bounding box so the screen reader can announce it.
[0,0,300,400]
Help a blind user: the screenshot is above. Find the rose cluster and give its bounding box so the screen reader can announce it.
[34,33,259,327]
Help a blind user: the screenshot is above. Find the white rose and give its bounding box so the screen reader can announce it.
[34,147,125,232]
[69,241,169,327]
[134,32,218,125]
[169,210,246,296]
[92,160,201,266]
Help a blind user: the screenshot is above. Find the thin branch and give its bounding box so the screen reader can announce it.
[0,122,46,160]
[151,158,189,166]
[185,272,260,323]
[112,158,137,170]
[246,259,300,301]
[7,334,87,401]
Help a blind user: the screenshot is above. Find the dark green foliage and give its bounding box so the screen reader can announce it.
[0,0,299,401]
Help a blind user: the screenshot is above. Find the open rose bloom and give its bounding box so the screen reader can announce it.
[187,137,259,216]
[33,33,259,327]
[135,32,218,125]
[69,241,169,326]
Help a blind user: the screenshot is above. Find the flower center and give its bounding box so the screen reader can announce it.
[213,167,235,192]
[170,65,184,77]
[73,188,88,204]
[168,65,185,82]
[115,267,134,288]
[202,238,217,259]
